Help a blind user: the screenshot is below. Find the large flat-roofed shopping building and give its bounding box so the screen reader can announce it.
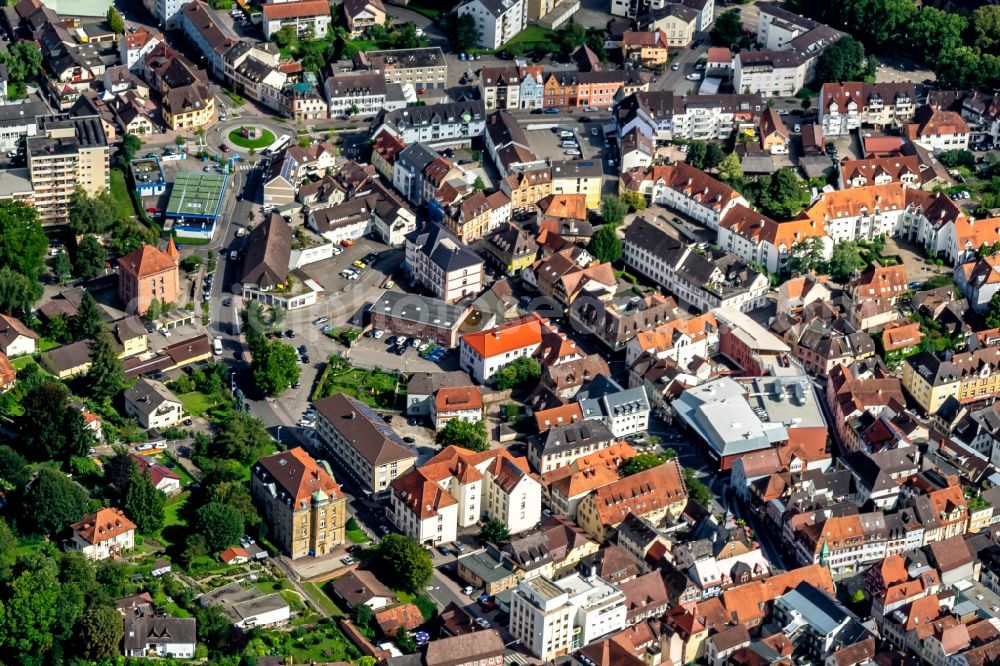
[164,172,228,240]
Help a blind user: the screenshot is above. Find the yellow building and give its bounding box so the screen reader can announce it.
[902,347,1000,414]
[551,160,603,210]
[643,5,697,47]
[502,166,553,212]
[250,448,347,559]
[27,115,110,224]
[483,223,538,276]
[448,190,493,243]
[575,462,687,541]
[162,84,215,130]
[622,30,669,67]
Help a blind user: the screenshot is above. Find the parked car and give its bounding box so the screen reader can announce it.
[313,317,329,325]
[373,329,385,339]
[544,108,560,114]
[671,62,680,71]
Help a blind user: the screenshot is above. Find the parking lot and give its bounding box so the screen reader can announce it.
[522,121,610,165]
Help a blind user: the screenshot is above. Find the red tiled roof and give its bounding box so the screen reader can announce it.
[71,508,136,545]
[262,0,330,19]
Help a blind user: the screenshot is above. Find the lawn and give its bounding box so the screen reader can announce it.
[222,87,246,106]
[110,169,137,219]
[289,625,359,663]
[393,589,437,619]
[178,391,216,416]
[39,338,61,352]
[505,26,557,48]
[301,582,343,617]
[311,357,404,410]
[158,452,196,487]
[346,528,369,544]
[153,492,190,550]
[228,127,276,149]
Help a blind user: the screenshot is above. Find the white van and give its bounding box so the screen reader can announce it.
[213,338,223,355]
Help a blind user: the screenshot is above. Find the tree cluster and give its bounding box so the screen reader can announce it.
[589,225,622,264]
[745,168,810,221]
[710,10,748,49]
[492,356,541,390]
[436,419,488,452]
[18,382,95,467]
[815,36,874,85]
[0,201,46,317]
[443,13,481,54]
[619,454,665,477]
[1,41,43,87]
[787,0,1000,90]
[374,534,433,593]
[68,187,120,236]
[684,141,725,171]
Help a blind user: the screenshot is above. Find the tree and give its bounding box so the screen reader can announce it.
[193,604,232,654]
[125,468,165,533]
[685,141,708,169]
[20,467,89,535]
[704,143,725,169]
[815,36,870,84]
[87,327,126,400]
[985,291,1000,329]
[74,235,106,279]
[196,502,244,552]
[753,168,809,220]
[65,408,96,460]
[251,340,300,396]
[0,200,47,281]
[478,518,511,544]
[619,454,664,477]
[396,627,418,654]
[786,236,827,274]
[273,25,297,48]
[1,41,43,84]
[492,356,541,390]
[73,292,104,340]
[0,565,64,655]
[436,419,488,452]
[682,467,713,506]
[76,605,124,659]
[558,20,587,52]
[828,240,867,282]
[180,255,203,272]
[620,190,647,212]
[444,13,481,53]
[600,195,628,226]
[0,266,42,316]
[52,249,72,283]
[971,6,1000,51]
[588,224,622,264]
[938,150,976,169]
[376,534,433,592]
[718,151,743,183]
[0,445,30,489]
[119,133,142,163]
[473,176,486,191]
[710,10,742,47]
[69,188,117,235]
[0,517,16,580]
[207,480,261,528]
[106,6,125,34]
[20,381,73,461]
[352,602,374,629]
[209,411,273,464]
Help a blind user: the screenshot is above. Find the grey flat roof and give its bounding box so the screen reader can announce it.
[368,290,467,329]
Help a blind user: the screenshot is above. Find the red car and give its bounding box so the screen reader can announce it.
[146,207,161,214]
[220,144,230,152]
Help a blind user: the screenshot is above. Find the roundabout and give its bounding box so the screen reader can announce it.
[226,126,276,150]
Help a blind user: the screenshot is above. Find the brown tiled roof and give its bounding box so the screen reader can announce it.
[330,569,395,608]
[71,508,136,545]
[423,631,505,665]
[262,0,330,18]
[255,447,342,505]
[587,460,686,528]
[375,602,423,635]
[533,403,583,432]
[314,393,415,466]
[118,244,177,278]
[434,386,483,413]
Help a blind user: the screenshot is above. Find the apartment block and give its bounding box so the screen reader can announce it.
[27,114,109,224]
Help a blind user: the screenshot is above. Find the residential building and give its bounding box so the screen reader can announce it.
[905,105,970,153]
[372,100,486,145]
[716,204,830,274]
[847,265,908,332]
[826,362,906,453]
[342,0,386,37]
[571,291,679,352]
[615,91,765,143]
[674,375,827,471]
[611,0,713,29]
[390,447,541,544]
[354,47,448,90]
[542,71,638,112]
[622,217,769,313]
[123,616,196,659]
[405,225,485,304]
[759,107,788,154]
[625,313,717,369]
[480,66,524,111]
[620,163,747,230]
[483,223,539,275]
[0,314,38,358]
[638,4,697,47]
[179,1,235,78]
[251,448,346,559]
[162,82,215,129]
[124,378,184,430]
[329,569,397,610]
[460,315,543,384]
[840,155,922,189]
[510,574,626,660]
[129,454,181,495]
[576,375,650,437]
[27,114,109,224]
[457,0,525,50]
[368,291,470,349]
[576,460,687,541]
[903,346,1000,414]
[528,420,616,474]
[550,159,603,210]
[543,443,636,518]
[66,508,136,560]
[313,393,417,498]
[431,386,483,430]
[241,213,319,311]
[262,0,332,39]
[417,631,506,666]
[817,82,917,136]
[117,241,180,315]
[957,253,1000,313]
[621,30,670,66]
[406,372,473,416]
[0,101,45,153]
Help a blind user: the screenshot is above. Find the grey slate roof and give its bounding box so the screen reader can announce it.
[125,378,180,417]
[406,224,483,273]
[530,420,614,458]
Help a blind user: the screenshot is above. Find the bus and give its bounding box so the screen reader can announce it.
[263,134,291,156]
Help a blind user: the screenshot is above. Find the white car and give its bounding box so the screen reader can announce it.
[212,338,223,355]
[777,109,789,116]
[671,62,680,71]
[331,246,342,255]
[373,329,385,339]
[346,271,360,280]
[685,73,701,81]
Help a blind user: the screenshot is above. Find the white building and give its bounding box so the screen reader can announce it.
[123,617,196,659]
[124,379,184,430]
[620,163,748,231]
[324,72,387,118]
[459,315,543,384]
[0,314,38,358]
[615,91,765,144]
[817,82,917,137]
[404,224,485,304]
[389,447,543,545]
[372,100,487,146]
[716,204,832,275]
[457,0,526,50]
[66,509,136,561]
[199,582,291,628]
[141,0,186,29]
[625,313,719,370]
[262,0,333,39]
[577,375,650,438]
[509,573,626,660]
